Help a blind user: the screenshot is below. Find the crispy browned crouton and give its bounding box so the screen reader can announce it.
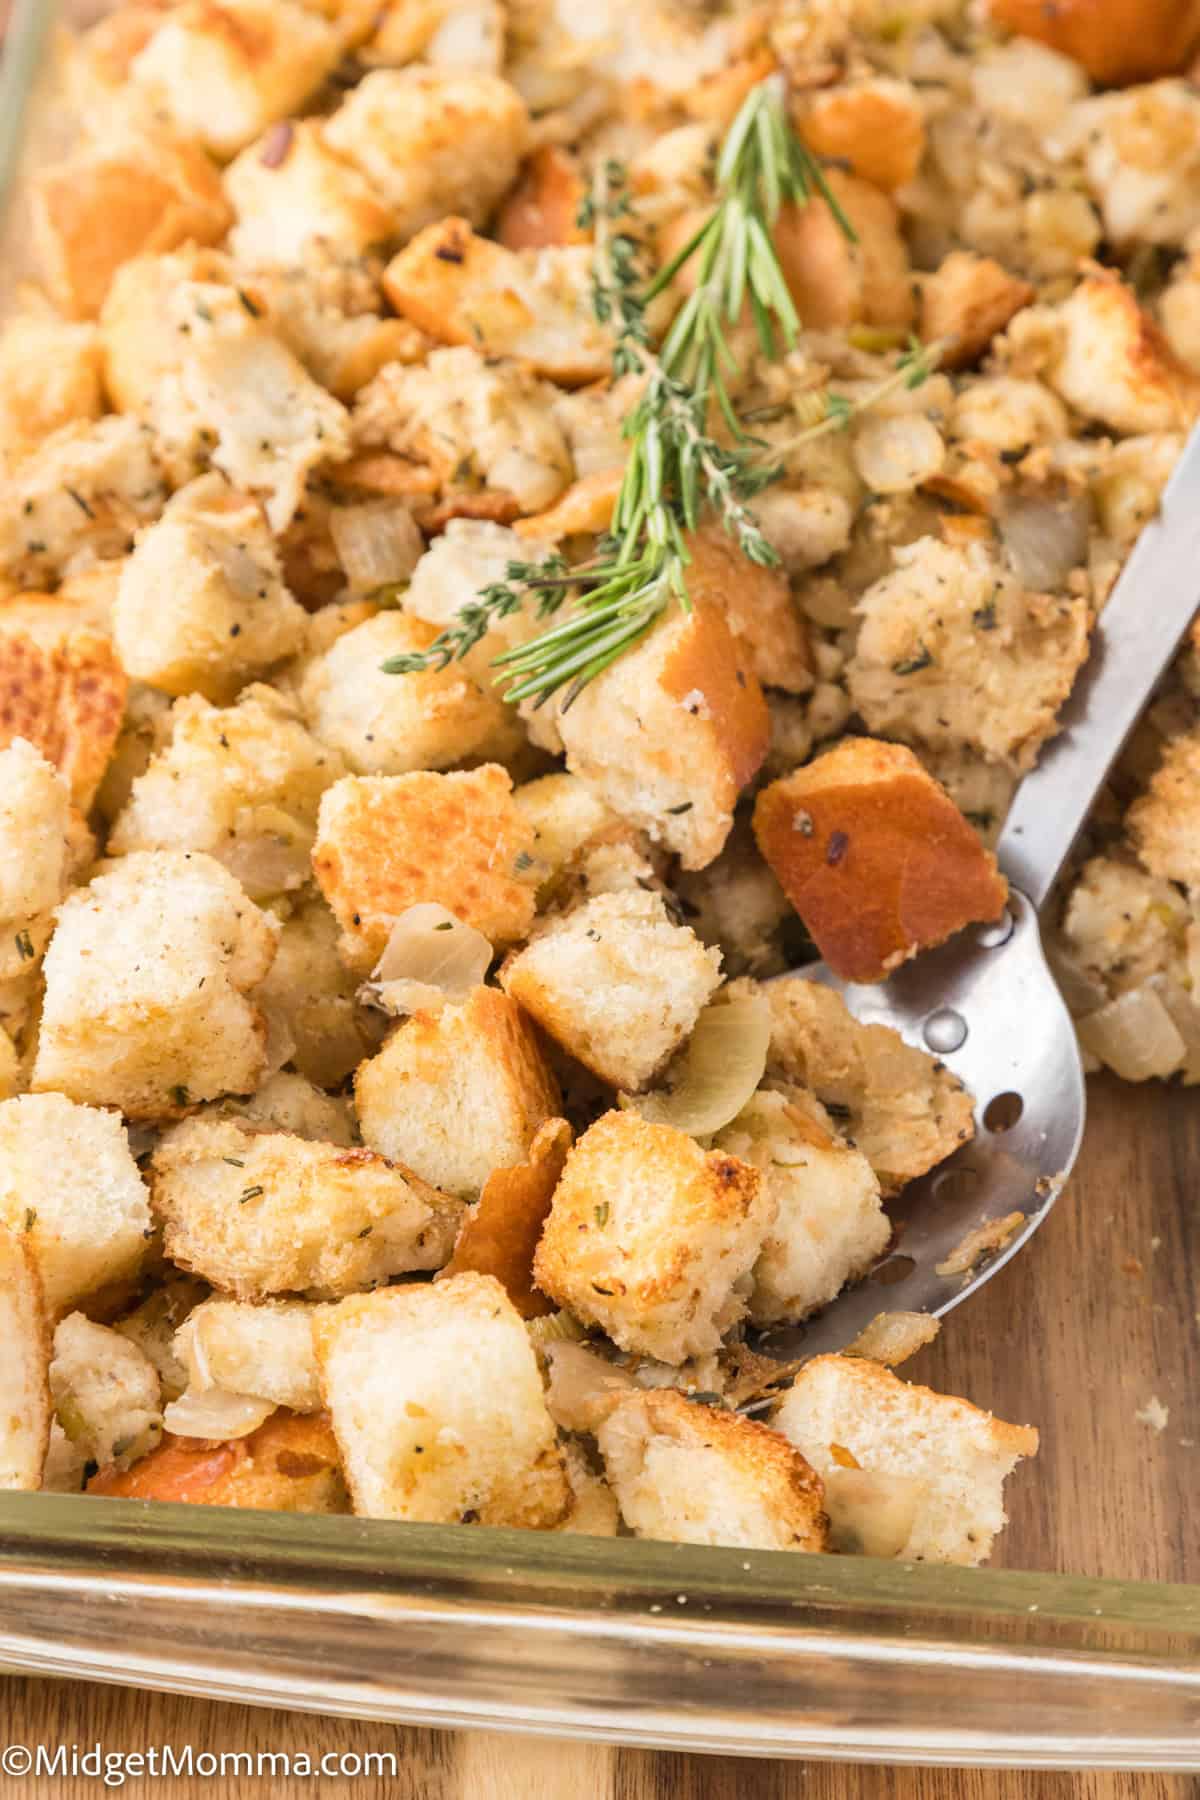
[754,739,1008,984]
[312,766,540,972]
[797,77,925,193]
[89,1410,350,1513]
[0,627,125,814]
[921,252,1034,370]
[772,169,914,333]
[497,146,588,251]
[987,0,1200,86]
[1049,274,1200,436]
[439,1116,572,1315]
[1127,725,1200,887]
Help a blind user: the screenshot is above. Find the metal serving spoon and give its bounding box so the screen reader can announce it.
[758,431,1200,1361]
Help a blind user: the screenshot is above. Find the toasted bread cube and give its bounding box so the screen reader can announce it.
[986,0,1200,86]
[547,601,769,871]
[0,313,103,452]
[771,170,914,333]
[0,1094,151,1319]
[300,612,511,776]
[797,76,925,193]
[88,1409,350,1512]
[131,0,343,158]
[679,525,812,696]
[500,890,721,1092]
[384,222,610,385]
[439,1115,570,1315]
[403,519,559,679]
[166,284,352,532]
[176,1297,321,1411]
[920,251,1034,369]
[33,851,279,1119]
[1128,726,1200,888]
[754,739,1009,984]
[356,986,561,1199]
[1058,854,1191,997]
[774,1354,1038,1566]
[0,623,126,814]
[31,129,231,319]
[0,740,73,933]
[110,687,345,898]
[99,245,232,423]
[354,350,572,514]
[314,1274,569,1524]
[744,974,976,1194]
[252,894,382,1086]
[497,145,587,251]
[225,120,396,267]
[50,1314,163,1469]
[533,1110,770,1363]
[312,766,539,972]
[113,506,307,704]
[596,1390,828,1551]
[152,1115,462,1299]
[235,1072,357,1146]
[715,1089,889,1325]
[512,772,618,887]
[324,67,528,241]
[0,417,167,588]
[1048,275,1200,436]
[243,267,427,403]
[847,537,1092,774]
[0,1228,51,1491]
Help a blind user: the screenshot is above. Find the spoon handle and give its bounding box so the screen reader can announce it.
[996,429,1200,910]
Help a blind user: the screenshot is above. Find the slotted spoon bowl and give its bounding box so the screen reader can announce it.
[758,431,1200,1360]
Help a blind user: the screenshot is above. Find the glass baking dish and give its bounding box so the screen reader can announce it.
[2,0,1199,1766]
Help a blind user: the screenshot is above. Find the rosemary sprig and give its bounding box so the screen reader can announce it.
[385,77,853,708]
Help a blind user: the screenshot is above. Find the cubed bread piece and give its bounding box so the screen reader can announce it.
[0,740,73,932]
[0,622,126,813]
[109,687,344,899]
[771,169,914,332]
[680,525,812,696]
[986,0,1200,86]
[324,67,528,241]
[242,265,427,404]
[744,974,976,1194]
[252,894,382,1086]
[439,1115,571,1315]
[0,1228,51,1491]
[1048,275,1200,436]
[384,222,610,385]
[797,76,925,193]
[774,1354,1038,1566]
[176,1297,321,1410]
[500,889,721,1091]
[1128,726,1200,888]
[0,1094,151,1318]
[715,1088,889,1325]
[533,1110,770,1362]
[131,0,343,158]
[754,739,1009,984]
[31,129,231,319]
[314,1274,569,1524]
[356,986,561,1199]
[234,1071,357,1145]
[497,145,587,251]
[89,1410,349,1512]
[165,284,351,531]
[225,119,396,266]
[151,1114,462,1298]
[0,417,167,588]
[300,612,512,776]
[99,245,231,423]
[513,771,619,891]
[920,252,1034,369]
[548,600,769,871]
[33,851,279,1119]
[847,536,1091,774]
[0,313,103,452]
[113,504,307,704]
[1051,84,1200,249]
[312,766,539,971]
[403,518,558,680]
[596,1390,828,1551]
[1057,855,1191,997]
[50,1314,163,1469]
[354,349,572,514]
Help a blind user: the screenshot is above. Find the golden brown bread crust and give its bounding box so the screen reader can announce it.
[682,526,812,696]
[753,738,1008,984]
[772,170,914,333]
[921,253,1034,371]
[497,146,588,252]
[656,599,771,802]
[987,0,1200,86]
[440,1115,571,1316]
[88,1410,350,1512]
[796,83,925,193]
[513,468,624,541]
[0,626,126,811]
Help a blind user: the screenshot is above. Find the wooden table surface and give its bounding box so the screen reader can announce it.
[2,1076,1197,1796]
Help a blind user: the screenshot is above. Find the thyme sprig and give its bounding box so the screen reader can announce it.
[385,77,854,708]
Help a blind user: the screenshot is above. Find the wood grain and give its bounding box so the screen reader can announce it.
[2,1077,1197,1797]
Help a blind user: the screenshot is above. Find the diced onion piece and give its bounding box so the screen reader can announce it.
[363,904,493,1016]
[1148,975,1200,1085]
[544,1341,637,1433]
[997,491,1089,591]
[1076,985,1186,1082]
[162,1388,275,1442]
[823,1467,926,1558]
[628,993,771,1136]
[844,1310,940,1367]
[329,501,423,596]
[526,1309,589,1350]
[852,414,945,495]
